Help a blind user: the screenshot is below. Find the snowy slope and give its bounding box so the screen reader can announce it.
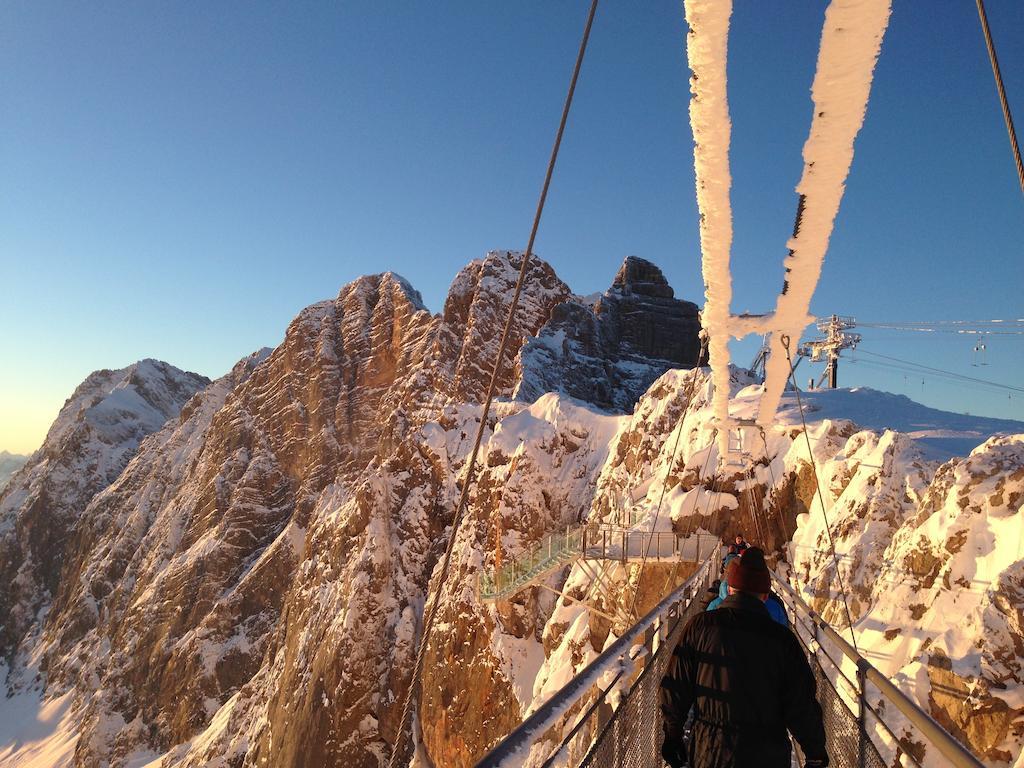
[0,360,209,668]
[774,386,1023,460]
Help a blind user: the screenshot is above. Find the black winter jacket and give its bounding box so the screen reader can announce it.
[660,592,828,768]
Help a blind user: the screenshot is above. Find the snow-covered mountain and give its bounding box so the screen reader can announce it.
[0,453,28,492]
[0,252,1021,768]
[0,360,210,668]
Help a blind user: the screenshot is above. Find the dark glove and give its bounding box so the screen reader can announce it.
[805,757,829,768]
[661,738,687,768]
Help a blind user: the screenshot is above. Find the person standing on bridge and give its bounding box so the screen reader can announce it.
[728,533,749,557]
[660,547,829,768]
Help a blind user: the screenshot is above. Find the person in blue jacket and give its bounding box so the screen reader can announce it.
[708,562,789,628]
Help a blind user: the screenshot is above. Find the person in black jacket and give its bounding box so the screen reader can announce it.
[660,547,829,768]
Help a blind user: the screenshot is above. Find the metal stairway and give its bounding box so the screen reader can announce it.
[478,518,717,602]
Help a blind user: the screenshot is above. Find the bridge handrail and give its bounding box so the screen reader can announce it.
[476,552,717,767]
[770,572,984,768]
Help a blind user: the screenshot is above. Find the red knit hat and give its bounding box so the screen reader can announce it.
[726,547,771,593]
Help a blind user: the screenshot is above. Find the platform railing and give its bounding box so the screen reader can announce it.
[581,530,716,562]
[479,524,586,600]
[479,526,716,601]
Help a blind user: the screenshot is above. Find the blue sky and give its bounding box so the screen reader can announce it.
[1,1,1022,454]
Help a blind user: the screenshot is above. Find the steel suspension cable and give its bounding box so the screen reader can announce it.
[780,334,860,653]
[975,0,1024,198]
[659,425,720,599]
[386,2,599,764]
[625,343,708,624]
[759,427,793,553]
[682,425,718,539]
[743,460,767,548]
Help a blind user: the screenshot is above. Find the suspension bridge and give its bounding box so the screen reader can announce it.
[385,0,1022,766]
[475,553,983,768]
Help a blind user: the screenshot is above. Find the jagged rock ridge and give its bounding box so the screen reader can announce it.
[516,256,703,412]
[0,251,582,767]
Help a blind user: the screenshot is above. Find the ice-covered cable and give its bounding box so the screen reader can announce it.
[683,0,734,461]
[758,0,892,428]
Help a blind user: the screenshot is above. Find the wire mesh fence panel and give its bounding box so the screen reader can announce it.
[807,654,887,768]
[576,576,709,768]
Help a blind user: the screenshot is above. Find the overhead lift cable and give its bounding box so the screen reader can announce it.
[846,359,1019,401]
[857,349,1024,393]
[975,0,1024,197]
[860,318,1024,327]
[846,357,1016,395]
[386,2,600,764]
[858,322,1024,336]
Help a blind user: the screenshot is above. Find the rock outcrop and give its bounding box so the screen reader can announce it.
[516,256,703,413]
[0,359,209,666]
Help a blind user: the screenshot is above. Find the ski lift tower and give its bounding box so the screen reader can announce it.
[797,315,861,389]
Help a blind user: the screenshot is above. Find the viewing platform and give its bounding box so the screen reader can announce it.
[478,519,718,601]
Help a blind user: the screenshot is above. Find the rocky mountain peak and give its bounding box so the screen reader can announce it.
[43,360,209,456]
[610,255,675,300]
[0,358,209,664]
[0,251,573,764]
[516,256,704,413]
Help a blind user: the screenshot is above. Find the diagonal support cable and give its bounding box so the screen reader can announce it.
[386,2,600,764]
[780,334,859,653]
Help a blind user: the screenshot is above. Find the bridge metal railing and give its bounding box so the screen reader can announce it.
[480,523,718,602]
[770,573,984,768]
[476,557,984,768]
[580,530,716,563]
[475,552,717,767]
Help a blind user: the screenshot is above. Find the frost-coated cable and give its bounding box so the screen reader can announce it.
[758,0,891,429]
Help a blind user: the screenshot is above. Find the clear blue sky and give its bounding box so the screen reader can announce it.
[1,1,1022,454]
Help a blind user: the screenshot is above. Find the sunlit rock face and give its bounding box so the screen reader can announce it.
[3,250,1021,768]
[0,359,209,666]
[5,251,574,767]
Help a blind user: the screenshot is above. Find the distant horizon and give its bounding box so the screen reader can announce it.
[3,2,1022,453]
